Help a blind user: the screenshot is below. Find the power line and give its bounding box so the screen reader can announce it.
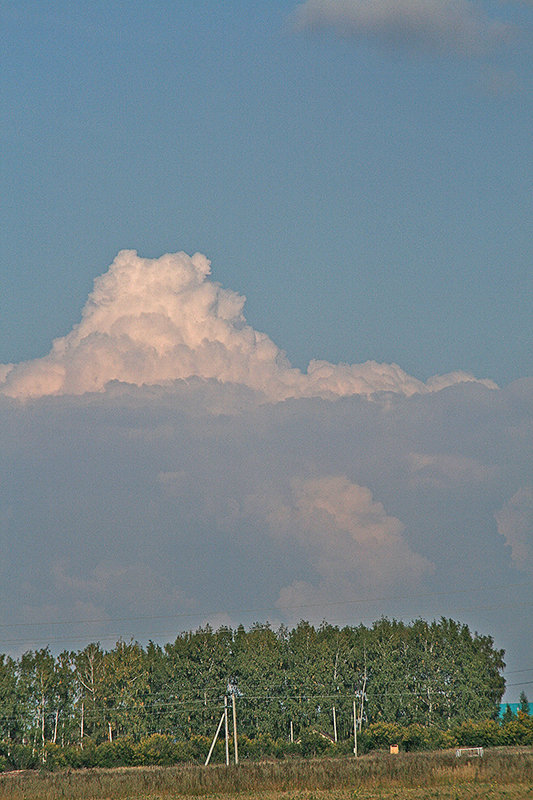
[505,680,533,688]
[2,598,532,650]
[0,686,513,723]
[504,667,533,675]
[0,578,528,633]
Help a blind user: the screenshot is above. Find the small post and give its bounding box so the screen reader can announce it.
[353,700,358,758]
[224,696,230,766]
[232,692,239,765]
[332,705,338,743]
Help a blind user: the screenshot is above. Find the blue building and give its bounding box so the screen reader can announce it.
[499,702,533,718]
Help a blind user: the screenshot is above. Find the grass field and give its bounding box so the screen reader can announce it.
[1,749,532,800]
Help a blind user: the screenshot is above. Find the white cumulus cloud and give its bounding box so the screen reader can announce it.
[0,249,495,401]
[246,475,434,600]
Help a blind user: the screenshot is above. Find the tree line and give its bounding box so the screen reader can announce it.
[0,618,505,752]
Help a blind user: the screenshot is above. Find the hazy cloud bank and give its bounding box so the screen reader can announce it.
[292,0,515,55]
[1,377,531,655]
[0,250,531,684]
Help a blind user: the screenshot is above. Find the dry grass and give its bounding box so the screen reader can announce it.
[1,749,532,800]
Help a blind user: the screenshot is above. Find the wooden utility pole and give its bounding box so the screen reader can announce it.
[359,659,367,731]
[224,696,230,766]
[205,711,225,766]
[353,700,358,758]
[290,720,294,743]
[332,705,338,743]
[232,692,239,765]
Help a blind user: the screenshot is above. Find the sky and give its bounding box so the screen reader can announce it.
[1,1,532,701]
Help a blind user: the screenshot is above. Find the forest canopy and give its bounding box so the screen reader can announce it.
[0,618,505,748]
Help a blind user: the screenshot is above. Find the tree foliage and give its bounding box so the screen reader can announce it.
[0,619,505,752]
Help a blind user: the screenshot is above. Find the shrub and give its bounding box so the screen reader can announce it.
[188,734,211,762]
[58,744,86,769]
[454,719,502,747]
[137,734,178,766]
[366,721,402,750]
[113,735,136,765]
[95,741,121,767]
[298,730,331,757]
[77,739,98,768]
[501,716,533,746]
[437,729,457,749]
[401,723,426,751]
[43,742,68,770]
[8,743,39,770]
[171,740,194,762]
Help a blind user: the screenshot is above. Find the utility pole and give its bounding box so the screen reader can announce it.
[359,657,367,732]
[232,692,239,765]
[205,711,225,766]
[353,699,358,758]
[332,705,338,743]
[224,696,230,766]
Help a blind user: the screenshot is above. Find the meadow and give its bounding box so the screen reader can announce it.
[0,748,532,800]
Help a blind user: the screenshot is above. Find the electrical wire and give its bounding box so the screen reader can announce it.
[2,596,532,649]
[0,578,528,632]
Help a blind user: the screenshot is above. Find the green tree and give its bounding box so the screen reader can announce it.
[17,648,59,753]
[102,640,149,740]
[50,650,76,746]
[232,622,285,738]
[0,616,507,751]
[74,642,106,743]
[163,625,232,739]
[0,655,19,740]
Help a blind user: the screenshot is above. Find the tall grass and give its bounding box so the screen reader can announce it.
[0,749,532,799]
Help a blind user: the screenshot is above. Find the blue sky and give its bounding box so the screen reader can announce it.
[2,0,531,382]
[1,1,532,701]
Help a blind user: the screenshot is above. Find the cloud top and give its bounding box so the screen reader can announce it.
[496,487,533,571]
[0,249,495,401]
[292,0,514,56]
[259,475,433,585]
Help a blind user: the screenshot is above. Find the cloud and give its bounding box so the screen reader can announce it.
[496,487,533,571]
[408,452,498,487]
[244,475,434,608]
[51,560,189,607]
[291,0,514,56]
[0,249,495,401]
[0,371,532,670]
[0,247,532,681]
